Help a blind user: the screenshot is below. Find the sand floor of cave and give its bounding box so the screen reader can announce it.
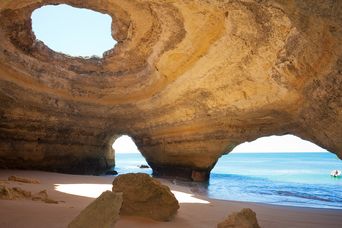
[0,170,341,228]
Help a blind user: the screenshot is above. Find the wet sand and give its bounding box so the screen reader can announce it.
[0,170,341,228]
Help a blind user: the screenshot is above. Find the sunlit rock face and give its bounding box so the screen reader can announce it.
[0,0,341,180]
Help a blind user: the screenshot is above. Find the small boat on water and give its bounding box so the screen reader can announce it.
[330,170,341,177]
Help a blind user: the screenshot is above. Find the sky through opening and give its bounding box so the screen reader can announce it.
[31,4,116,57]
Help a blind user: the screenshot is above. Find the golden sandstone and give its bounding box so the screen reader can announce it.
[0,1,341,181]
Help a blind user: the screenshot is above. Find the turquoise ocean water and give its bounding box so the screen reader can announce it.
[114,152,342,209]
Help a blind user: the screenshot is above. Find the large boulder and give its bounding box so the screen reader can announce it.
[112,173,179,221]
[68,191,123,228]
[217,208,261,228]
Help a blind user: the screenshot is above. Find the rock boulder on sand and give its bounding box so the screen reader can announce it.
[8,176,40,184]
[112,173,179,221]
[217,208,260,228]
[68,191,122,228]
[32,190,59,204]
[0,185,59,204]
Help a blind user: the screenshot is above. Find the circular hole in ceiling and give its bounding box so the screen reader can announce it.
[31,4,117,58]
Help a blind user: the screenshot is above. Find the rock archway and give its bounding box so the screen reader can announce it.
[0,0,341,181]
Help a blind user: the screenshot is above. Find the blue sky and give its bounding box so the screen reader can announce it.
[31,4,328,154]
[31,4,116,57]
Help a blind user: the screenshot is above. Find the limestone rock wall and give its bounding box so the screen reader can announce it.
[0,0,341,179]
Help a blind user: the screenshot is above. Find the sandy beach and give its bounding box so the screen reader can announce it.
[0,170,341,228]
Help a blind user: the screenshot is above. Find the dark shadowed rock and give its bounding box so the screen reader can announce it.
[105,170,118,175]
[217,208,260,228]
[112,173,179,221]
[68,191,122,228]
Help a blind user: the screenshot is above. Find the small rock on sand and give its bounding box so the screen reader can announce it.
[217,208,261,228]
[0,185,31,200]
[32,190,59,204]
[0,185,13,200]
[0,185,59,204]
[8,176,40,184]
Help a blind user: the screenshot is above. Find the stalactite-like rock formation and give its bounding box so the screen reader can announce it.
[0,0,341,181]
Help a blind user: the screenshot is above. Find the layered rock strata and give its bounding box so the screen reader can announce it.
[0,0,341,180]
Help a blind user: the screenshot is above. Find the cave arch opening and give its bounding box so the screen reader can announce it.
[206,134,342,209]
[31,4,116,58]
[111,135,151,175]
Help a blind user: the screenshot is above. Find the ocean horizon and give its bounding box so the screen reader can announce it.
[113,152,342,209]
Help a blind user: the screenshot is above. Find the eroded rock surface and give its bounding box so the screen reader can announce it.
[68,191,122,228]
[0,0,341,180]
[217,208,260,228]
[112,173,179,221]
